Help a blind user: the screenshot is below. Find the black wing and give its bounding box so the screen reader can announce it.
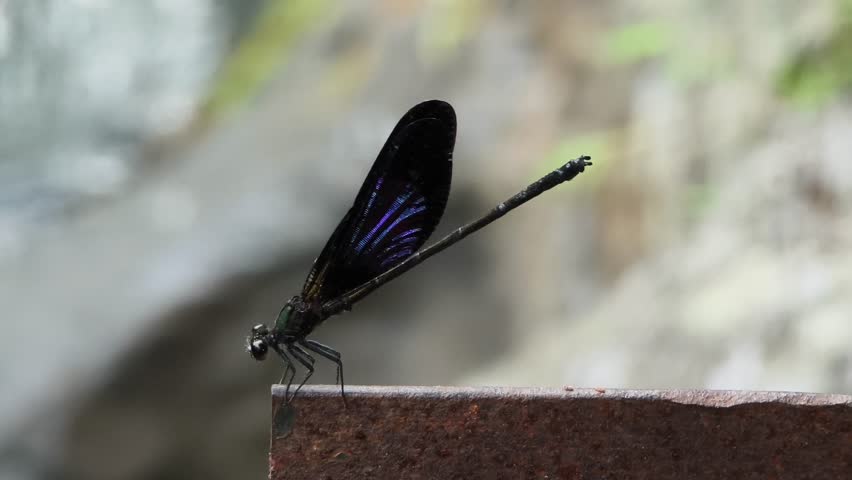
[300,100,456,305]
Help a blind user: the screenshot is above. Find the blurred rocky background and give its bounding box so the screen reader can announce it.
[1,0,850,478]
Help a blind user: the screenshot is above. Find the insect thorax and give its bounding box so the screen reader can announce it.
[274,295,321,340]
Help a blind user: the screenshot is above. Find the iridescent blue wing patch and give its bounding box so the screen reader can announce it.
[301,100,455,305]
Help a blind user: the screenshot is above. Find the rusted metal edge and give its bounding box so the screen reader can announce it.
[269,386,852,480]
[271,384,851,407]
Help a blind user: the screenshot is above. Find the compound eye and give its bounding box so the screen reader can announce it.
[252,324,269,335]
[250,339,268,361]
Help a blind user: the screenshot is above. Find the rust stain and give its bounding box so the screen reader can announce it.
[269,386,852,479]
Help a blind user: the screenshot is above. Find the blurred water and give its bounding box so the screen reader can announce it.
[0,1,230,476]
[0,0,223,254]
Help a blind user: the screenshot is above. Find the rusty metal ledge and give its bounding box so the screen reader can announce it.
[270,386,852,479]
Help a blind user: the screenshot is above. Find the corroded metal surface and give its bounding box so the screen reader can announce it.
[269,386,852,479]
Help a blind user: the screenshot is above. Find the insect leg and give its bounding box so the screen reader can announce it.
[301,339,347,407]
[287,344,315,401]
[272,345,297,402]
